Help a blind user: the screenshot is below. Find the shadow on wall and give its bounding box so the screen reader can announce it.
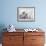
[0,24,7,43]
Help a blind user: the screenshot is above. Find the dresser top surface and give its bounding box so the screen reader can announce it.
[3,29,45,32]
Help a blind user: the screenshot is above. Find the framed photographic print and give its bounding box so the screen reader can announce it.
[17,7,35,22]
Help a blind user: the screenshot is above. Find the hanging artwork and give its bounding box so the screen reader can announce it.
[17,7,35,22]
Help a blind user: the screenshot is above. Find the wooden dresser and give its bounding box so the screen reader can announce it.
[2,31,45,46]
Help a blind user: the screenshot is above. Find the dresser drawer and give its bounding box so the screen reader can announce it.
[24,32,44,36]
[32,36,45,44]
[32,44,44,46]
[3,43,23,46]
[3,32,23,36]
[3,35,23,44]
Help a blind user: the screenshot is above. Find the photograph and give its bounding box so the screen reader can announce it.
[17,7,35,22]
